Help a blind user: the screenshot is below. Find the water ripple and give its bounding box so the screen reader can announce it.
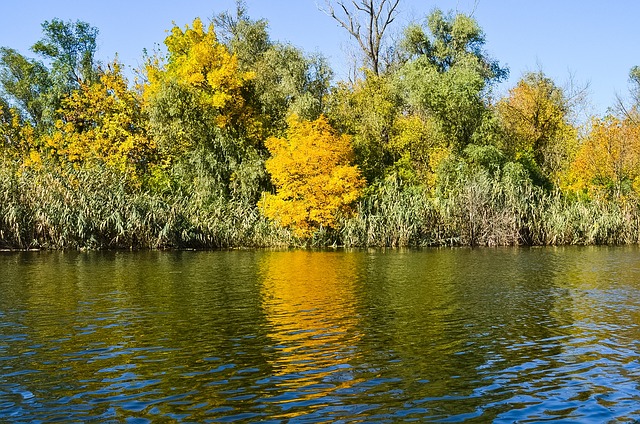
[2,249,640,422]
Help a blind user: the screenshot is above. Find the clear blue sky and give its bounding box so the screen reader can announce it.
[1,0,638,116]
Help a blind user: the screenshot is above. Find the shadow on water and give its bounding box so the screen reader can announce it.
[1,247,640,421]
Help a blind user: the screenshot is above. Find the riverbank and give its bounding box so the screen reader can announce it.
[2,160,639,250]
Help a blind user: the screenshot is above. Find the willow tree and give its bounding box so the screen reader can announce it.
[0,48,51,128]
[0,19,99,131]
[398,9,507,153]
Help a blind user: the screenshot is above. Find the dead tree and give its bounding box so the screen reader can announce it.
[323,0,401,76]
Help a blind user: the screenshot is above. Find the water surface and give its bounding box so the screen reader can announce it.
[1,247,640,422]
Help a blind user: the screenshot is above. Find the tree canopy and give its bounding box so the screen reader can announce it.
[0,3,637,249]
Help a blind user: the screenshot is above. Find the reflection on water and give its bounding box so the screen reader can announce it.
[1,247,640,421]
[259,251,362,420]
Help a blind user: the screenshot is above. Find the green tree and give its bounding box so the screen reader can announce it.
[0,48,51,127]
[400,9,505,79]
[614,66,640,121]
[398,9,507,152]
[388,111,449,186]
[0,19,99,130]
[214,0,271,68]
[32,18,99,89]
[215,2,332,134]
[629,66,640,108]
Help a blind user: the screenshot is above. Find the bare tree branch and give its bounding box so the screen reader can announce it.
[321,0,401,76]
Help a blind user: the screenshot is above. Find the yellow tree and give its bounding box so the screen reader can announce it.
[0,100,39,166]
[144,17,261,153]
[259,115,365,238]
[45,60,155,180]
[497,72,577,182]
[570,117,640,199]
[389,112,449,187]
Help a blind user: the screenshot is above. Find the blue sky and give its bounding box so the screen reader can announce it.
[1,0,638,116]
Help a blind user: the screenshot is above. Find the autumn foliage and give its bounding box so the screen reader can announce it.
[259,115,365,237]
[4,8,640,249]
[497,72,577,181]
[45,61,155,179]
[570,117,640,199]
[145,18,260,142]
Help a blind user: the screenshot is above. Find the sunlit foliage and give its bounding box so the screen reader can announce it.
[0,98,38,164]
[497,72,577,183]
[570,117,640,199]
[0,48,51,128]
[259,115,365,238]
[145,17,259,143]
[389,113,449,186]
[327,72,400,183]
[143,17,268,203]
[44,61,155,180]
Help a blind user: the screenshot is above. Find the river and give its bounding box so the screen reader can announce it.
[1,247,640,422]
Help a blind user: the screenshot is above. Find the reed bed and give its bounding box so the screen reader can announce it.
[2,158,640,250]
[0,160,292,249]
[340,167,640,248]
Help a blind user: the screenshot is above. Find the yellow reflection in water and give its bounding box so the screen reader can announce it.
[259,250,363,418]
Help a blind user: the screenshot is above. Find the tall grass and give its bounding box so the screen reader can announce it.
[340,165,640,248]
[340,177,448,247]
[2,157,640,250]
[0,159,292,249]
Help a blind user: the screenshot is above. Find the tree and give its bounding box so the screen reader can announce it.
[389,112,449,186]
[613,66,640,122]
[0,48,51,127]
[400,9,506,80]
[251,46,332,131]
[0,19,100,130]
[32,19,99,89]
[398,9,507,152]
[327,72,400,183]
[497,72,577,182]
[44,60,156,179]
[215,2,332,134]
[323,0,400,76]
[0,96,37,163]
[401,59,487,152]
[570,117,640,199]
[144,17,259,153]
[259,115,365,237]
[213,0,271,69]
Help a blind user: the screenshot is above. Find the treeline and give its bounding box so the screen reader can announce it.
[2,0,640,249]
